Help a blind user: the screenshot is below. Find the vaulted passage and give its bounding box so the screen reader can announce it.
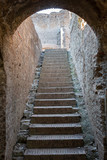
[24,49,87,160]
[0,1,107,160]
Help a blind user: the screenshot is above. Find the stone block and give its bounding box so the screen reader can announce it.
[17,130,29,143]
[23,110,32,119]
[13,143,26,157]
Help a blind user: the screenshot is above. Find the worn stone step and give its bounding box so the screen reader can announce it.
[41,68,69,72]
[35,99,76,106]
[24,148,86,160]
[27,134,84,148]
[29,123,82,135]
[40,74,71,78]
[45,49,67,52]
[43,60,67,63]
[39,77,71,83]
[38,82,73,87]
[45,53,67,56]
[45,51,67,53]
[43,60,68,62]
[45,52,67,57]
[44,56,67,59]
[37,86,74,93]
[43,63,68,66]
[42,65,69,68]
[39,75,71,79]
[41,71,70,75]
[41,68,70,71]
[44,52,67,55]
[42,65,70,72]
[34,106,78,114]
[45,51,67,54]
[45,54,67,56]
[36,92,75,99]
[31,113,80,124]
[45,48,67,51]
[39,80,71,83]
[40,73,71,77]
[44,57,67,60]
[44,55,67,57]
[40,69,71,74]
[42,63,69,66]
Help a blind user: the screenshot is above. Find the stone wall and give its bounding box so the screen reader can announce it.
[0,53,6,160]
[69,13,106,159]
[31,10,71,50]
[1,17,42,160]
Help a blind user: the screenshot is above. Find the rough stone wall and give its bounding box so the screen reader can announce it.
[0,0,107,159]
[70,13,106,160]
[31,10,71,50]
[0,54,6,160]
[1,17,41,160]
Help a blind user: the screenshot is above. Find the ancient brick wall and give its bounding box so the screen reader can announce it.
[31,10,71,50]
[70,13,106,160]
[1,17,41,160]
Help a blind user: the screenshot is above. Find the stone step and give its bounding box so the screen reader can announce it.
[43,62,68,65]
[44,52,67,55]
[27,134,84,148]
[43,59,68,62]
[41,70,70,74]
[42,63,69,66]
[36,92,75,99]
[31,113,80,124]
[44,55,67,57]
[29,123,82,135]
[45,52,67,55]
[45,49,67,51]
[42,66,69,70]
[45,50,67,53]
[39,77,71,83]
[44,56,67,59]
[41,68,71,76]
[35,99,77,106]
[42,67,69,71]
[34,106,78,114]
[40,73,71,77]
[43,60,67,63]
[44,55,67,58]
[45,54,67,56]
[37,86,74,93]
[38,82,73,87]
[45,53,67,56]
[42,65,69,68]
[45,51,67,53]
[40,69,71,73]
[44,57,67,60]
[24,148,86,160]
[39,80,71,84]
[41,67,70,70]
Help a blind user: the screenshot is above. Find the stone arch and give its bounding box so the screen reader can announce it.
[0,0,106,57]
[0,0,107,160]
[0,0,106,52]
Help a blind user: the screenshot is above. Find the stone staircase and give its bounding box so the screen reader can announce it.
[24,49,87,160]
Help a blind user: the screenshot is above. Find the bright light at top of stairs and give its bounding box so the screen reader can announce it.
[37,8,62,14]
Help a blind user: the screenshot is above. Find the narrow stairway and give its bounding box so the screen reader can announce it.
[24,49,87,160]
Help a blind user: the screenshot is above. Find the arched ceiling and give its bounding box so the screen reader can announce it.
[0,0,107,33]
